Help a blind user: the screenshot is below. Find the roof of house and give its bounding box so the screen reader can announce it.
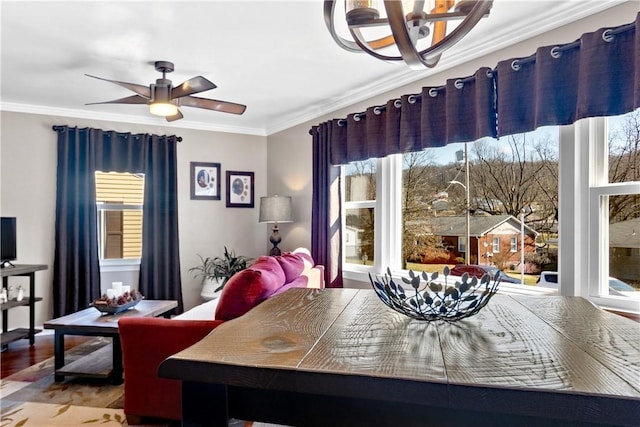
[429,214,538,238]
[609,218,640,249]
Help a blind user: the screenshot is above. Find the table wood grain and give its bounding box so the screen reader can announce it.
[160,288,640,426]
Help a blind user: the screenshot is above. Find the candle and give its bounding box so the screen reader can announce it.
[112,282,123,296]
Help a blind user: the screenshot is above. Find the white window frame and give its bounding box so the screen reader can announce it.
[96,202,143,269]
[458,239,466,253]
[585,117,640,312]
[492,237,500,253]
[510,237,517,253]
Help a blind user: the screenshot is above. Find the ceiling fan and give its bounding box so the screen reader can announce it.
[85,61,246,122]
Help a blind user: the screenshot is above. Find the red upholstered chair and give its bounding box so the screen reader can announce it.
[118,317,223,424]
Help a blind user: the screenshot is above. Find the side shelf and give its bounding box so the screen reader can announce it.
[1,297,43,311]
[1,264,48,349]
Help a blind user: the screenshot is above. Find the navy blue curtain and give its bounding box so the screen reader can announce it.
[53,128,101,317]
[311,122,343,288]
[52,126,183,316]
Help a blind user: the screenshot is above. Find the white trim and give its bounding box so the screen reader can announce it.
[99,258,141,272]
[97,203,142,211]
[588,115,640,310]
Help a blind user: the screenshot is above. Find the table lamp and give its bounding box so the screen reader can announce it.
[259,195,293,256]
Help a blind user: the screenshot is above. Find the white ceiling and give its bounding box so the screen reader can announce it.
[0,0,629,136]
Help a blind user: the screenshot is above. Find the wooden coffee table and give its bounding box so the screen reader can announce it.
[44,299,177,384]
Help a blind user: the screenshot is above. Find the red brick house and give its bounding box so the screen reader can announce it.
[429,215,538,269]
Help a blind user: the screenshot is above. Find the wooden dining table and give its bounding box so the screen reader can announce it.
[159,288,640,426]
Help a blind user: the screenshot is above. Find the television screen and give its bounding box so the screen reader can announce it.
[1,217,17,265]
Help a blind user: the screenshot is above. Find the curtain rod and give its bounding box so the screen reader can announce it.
[311,21,636,131]
[51,125,183,142]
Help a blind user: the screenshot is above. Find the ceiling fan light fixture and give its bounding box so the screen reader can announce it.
[324,0,493,69]
[85,61,246,121]
[149,101,178,117]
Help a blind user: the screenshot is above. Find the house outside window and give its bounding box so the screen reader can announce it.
[510,237,517,253]
[95,172,144,265]
[492,237,500,253]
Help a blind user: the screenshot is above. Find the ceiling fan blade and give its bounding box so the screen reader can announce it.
[86,94,149,105]
[171,76,217,99]
[85,74,151,98]
[179,96,246,115]
[166,109,184,122]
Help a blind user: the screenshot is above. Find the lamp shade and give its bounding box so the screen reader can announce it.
[259,196,293,223]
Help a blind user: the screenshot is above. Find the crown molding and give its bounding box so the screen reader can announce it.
[0,102,267,136]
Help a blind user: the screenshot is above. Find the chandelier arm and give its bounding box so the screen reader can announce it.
[432,0,456,45]
[417,1,494,61]
[323,0,361,53]
[384,1,433,69]
[349,27,405,62]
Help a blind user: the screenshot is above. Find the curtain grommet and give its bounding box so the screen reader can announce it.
[353,114,362,122]
[393,99,402,108]
[454,79,464,90]
[338,119,346,127]
[550,46,561,59]
[511,60,521,71]
[602,29,614,43]
[407,95,417,104]
[373,106,383,115]
[428,88,438,97]
[486,69,493,78]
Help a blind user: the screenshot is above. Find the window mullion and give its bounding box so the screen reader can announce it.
[588,117,609,298]
[375,155,403,273]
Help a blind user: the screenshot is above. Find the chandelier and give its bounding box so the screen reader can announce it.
[324,0,493,69]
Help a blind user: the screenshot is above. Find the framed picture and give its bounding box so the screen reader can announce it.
[226,171,254,208]
[190,162,221,200]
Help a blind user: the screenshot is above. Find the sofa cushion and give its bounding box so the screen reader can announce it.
[215,256,286,321]
[275,252,305,283]
[270,275,309,297]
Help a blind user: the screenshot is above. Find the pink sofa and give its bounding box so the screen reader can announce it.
[118,250,324,424]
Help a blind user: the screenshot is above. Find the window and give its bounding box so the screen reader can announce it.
[341,118,638,312]
[510,237,517,253]
[343,160,376,267]
[492,237,500,253]
[458,239,466,253]
[95,172,144,264]
[584,110,640,311]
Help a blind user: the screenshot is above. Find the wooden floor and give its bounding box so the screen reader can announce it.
[1,334,92,379]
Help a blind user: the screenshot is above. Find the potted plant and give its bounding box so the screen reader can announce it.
[189,247,252,300]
